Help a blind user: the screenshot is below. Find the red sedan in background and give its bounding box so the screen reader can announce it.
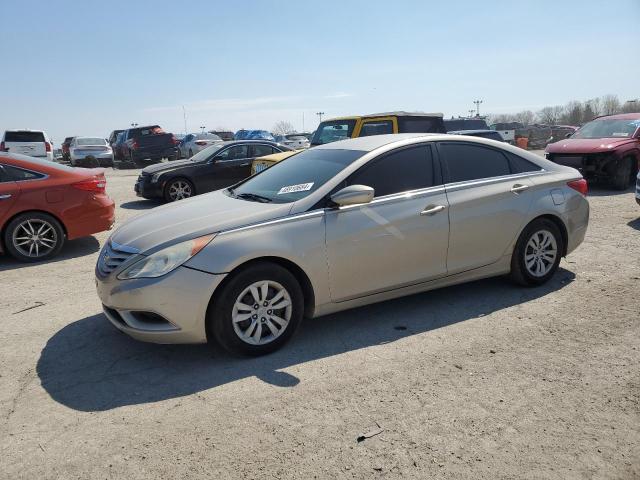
[0,153,115,262]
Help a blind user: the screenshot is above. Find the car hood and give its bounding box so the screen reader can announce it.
[142,159,198,174]
[546,137,633,154]
[110,190,292,253]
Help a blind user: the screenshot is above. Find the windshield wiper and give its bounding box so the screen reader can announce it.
[235,192,273,203]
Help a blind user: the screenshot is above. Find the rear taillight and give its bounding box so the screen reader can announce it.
[171,135,180,145]
[195,140,207,146]
[132,140,139,150]
[45,142,51,152]
[0,141,5,152]
[567,179,588,196]
[72,178,106,193]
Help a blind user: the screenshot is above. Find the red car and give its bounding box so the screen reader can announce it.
[0,153,115,262]
[546,113,640,190]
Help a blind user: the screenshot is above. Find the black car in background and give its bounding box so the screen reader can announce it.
[444,117,489,131]
[448,129,504,142]
[119,125,179,168]
[135,140,293,202]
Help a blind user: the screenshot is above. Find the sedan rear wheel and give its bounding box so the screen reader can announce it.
[164,178,194,202]
[208,262,304,356]
[510,218,563,286]
[4,212,65,262]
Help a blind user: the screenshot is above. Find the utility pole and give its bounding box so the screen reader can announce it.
[302,112,305,132]
[473,99,483,117]
[182,105,188,135]
[316,111,325,124]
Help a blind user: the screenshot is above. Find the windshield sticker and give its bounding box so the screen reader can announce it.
[277,183,314,195]
[611,132,630,137]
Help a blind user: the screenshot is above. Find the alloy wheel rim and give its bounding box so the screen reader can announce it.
[232,280,292,345]
[524,229,557,277]
[12,219,57,258]
[168,181,192,200]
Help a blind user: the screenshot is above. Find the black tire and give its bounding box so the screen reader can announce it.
[176,149,182,160]
[163,177,195,202]
[188,148,193,158]
[207,262,304,356]
[3,212,65,262]
[611,157,632,191]
[510,218,564,287]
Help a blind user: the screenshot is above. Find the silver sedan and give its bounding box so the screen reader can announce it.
[96,134,589,356]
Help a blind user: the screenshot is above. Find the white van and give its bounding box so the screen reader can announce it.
[1,129,54,161]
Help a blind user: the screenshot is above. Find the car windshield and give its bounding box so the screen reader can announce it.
[311,120,356,145]
[572,119,640,139]
[76,137,106,146]
[190,143,225,162]
[229,148,366,203]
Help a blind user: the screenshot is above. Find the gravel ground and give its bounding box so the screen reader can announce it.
[1,158,639,479]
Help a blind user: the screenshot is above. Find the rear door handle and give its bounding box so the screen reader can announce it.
[420,205,446,216]
[511,184,529,194]
[0,194,12,200]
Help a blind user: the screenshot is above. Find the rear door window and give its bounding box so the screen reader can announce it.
[507,153,542,173]
[216,145,249,161]
[347,145,438,197]
[4,131,45,142]
[359,120,393,137]
[250,145,276,157]
[3,165,45,181]
[439,143,511,182]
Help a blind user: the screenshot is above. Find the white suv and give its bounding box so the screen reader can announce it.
[1,129,54,161]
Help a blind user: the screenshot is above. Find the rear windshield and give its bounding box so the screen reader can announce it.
[129,126,165,138]
[76,137,107,146]
[5,131,45,142]
[311,120,357,145]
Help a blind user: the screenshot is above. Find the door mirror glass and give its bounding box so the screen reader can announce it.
[330,184,374,207]
[565,132,572,138]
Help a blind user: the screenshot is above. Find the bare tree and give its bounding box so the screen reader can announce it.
[601,94,621,115]
[538,106,562,125]
[562,101,583,125]
[621,99,640,113]
[586,98,601,117]
[513,110,535,125]
[272,121,296,135]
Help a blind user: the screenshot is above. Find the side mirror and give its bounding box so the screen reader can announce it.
[330,184,374,207]
[565,132,572,138]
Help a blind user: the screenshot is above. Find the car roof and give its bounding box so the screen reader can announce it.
[314,133,441,151]
[593,113,640,120]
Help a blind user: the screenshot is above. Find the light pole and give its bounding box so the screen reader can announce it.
[316,111,325,123]
[468,110,475,118]
[473,99,483,117]
[130,122,138,127]
[200,126,206,133]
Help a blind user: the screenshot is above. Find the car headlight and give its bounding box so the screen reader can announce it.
[117,234,215,280]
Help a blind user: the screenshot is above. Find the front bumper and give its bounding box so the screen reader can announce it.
[96,265,227,344]
[134,174,164,199]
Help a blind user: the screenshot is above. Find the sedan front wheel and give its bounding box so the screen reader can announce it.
[163,178,194,202]
[207,262,304,356]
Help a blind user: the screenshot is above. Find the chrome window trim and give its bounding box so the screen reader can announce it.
[218,210,326,236]
[332,185,447,212]
[444,170,546,192]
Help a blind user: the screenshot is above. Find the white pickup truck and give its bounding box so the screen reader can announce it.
[489,122,524,145]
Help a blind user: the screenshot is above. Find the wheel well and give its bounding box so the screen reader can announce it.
[532,214,568,257]
[0,210,67,253]
[164,176,196,194]
[207,256,316,320]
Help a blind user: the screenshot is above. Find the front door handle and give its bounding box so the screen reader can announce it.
[511,184,529,194]
[0,194,12,200]
[420,205,446,216]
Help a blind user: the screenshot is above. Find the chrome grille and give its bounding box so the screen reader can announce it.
[97,241,139,276]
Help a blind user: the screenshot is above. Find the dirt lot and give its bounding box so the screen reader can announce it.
[1,160,639,479]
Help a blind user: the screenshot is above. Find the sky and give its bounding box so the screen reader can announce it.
[0,0,639,143]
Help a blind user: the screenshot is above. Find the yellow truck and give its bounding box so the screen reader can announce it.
[310,111,446,146]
